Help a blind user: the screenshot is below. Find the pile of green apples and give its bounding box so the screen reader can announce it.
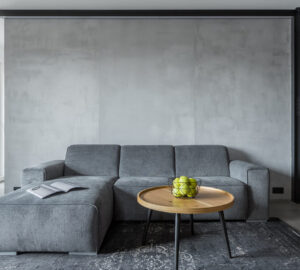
[172,176,198,198]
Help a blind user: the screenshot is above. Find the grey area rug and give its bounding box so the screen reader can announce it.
[0,220,300,270]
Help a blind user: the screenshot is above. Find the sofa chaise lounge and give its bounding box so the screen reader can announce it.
[0,144,269,254]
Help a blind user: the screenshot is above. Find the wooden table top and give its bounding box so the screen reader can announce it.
[137,185,234,214]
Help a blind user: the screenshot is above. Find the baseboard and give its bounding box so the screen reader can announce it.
[0,252,17,255]
[69,252,98,256]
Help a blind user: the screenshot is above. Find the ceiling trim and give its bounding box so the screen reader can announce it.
[0,9,296,17]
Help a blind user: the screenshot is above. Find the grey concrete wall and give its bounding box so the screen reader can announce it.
[5,18,292,199]
[0,18,4,180]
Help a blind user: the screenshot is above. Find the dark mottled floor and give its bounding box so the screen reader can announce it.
[0,220,300,270]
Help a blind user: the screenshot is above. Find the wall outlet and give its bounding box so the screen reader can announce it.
[272,187,284,194]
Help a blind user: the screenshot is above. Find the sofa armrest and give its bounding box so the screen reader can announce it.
[22,160,65,186]
[229,160,270,221]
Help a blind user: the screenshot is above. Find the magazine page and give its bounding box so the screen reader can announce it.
[26,184,61,199]
[50,182,83,192]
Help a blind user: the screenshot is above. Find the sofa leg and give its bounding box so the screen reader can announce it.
[0,252,18,255]
[69,252,98,256]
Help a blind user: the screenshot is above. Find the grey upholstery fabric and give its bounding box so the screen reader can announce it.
[175,145,230,177]
[230,160,269,220]
[64,145,120,177]
[0,176,115,253]
[119,145,175,177]
[194,176,247,220]
[22,160,65,186]
[114,177,173,221]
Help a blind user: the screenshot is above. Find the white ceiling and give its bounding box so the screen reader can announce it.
[0,0,299,10]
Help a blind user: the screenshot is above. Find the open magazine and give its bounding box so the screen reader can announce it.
[27,182,87,199]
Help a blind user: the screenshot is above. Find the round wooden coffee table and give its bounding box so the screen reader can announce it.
[137,185,234,270]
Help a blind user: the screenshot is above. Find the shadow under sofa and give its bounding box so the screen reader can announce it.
[0,144,269,255]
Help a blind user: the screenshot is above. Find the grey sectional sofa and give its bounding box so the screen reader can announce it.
[0,144,269,254]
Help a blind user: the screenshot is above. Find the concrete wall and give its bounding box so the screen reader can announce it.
[0,19,4,180]
[5,18,292,199]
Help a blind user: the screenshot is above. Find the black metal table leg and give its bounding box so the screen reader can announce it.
[175,213,181,270]
[219,211,232,258]
[142,209,152,245]
[190,214,194,235]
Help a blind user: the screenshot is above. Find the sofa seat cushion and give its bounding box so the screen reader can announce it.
[0,176,116,252]
[114,177,172,221]
[193,176,248,220]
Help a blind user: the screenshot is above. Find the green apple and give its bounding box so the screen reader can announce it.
[190,182,197,188]
[180,186,190,196]
[173,177,180,183]
[191,188,197,197]
[172,188,182,197]
[179,182,189,189]
[179,176,189,183]
[173,178,180,188]
[173,182,180,188]
[189,178,197,188]
[187,188,197,198]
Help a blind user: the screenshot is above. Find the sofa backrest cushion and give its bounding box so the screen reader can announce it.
[64,144,120,177]
[119,145,175,177]
[175,145,230,177]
